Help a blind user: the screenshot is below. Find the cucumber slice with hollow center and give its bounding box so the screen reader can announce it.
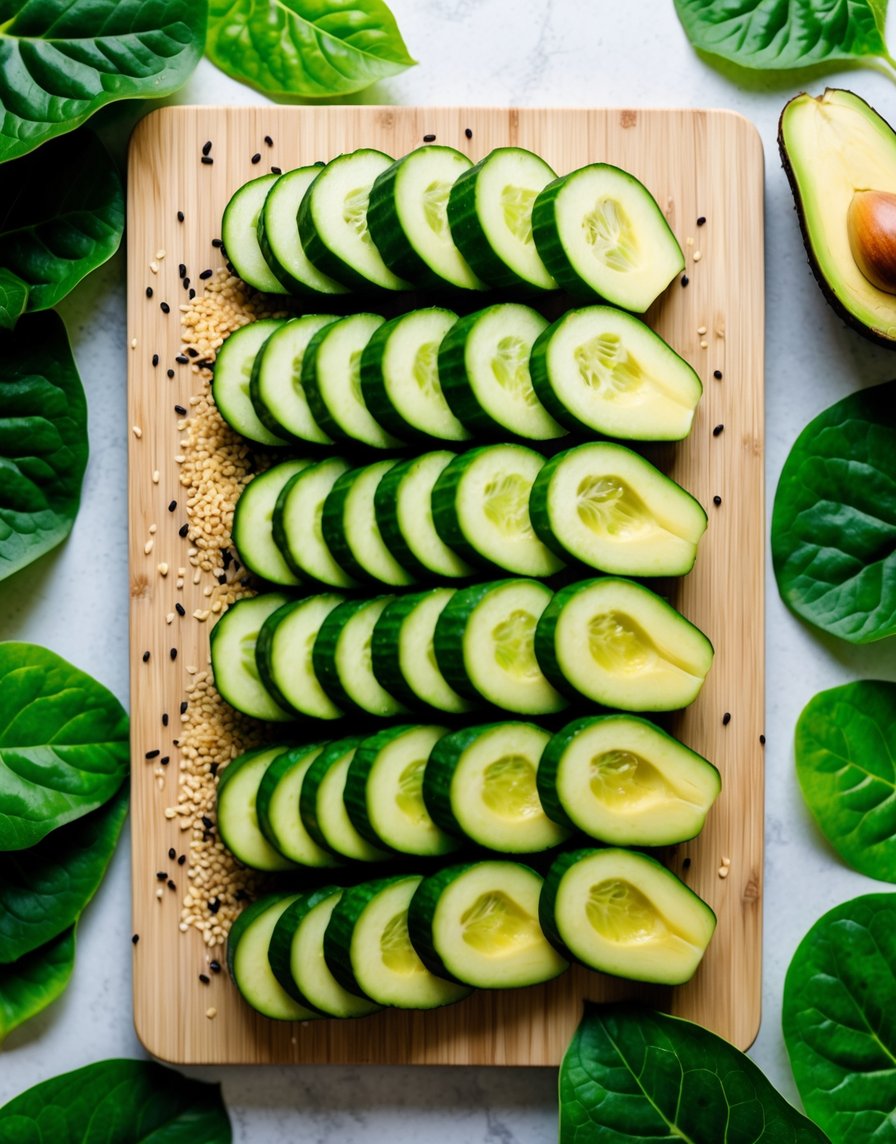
[300,738,390,863]
[313,596,408,717]
[232,460,311,586]
[210,593,295,722]
[250,315,340,444]
[222,174,289,295]
[217,746,297,872]
[322,461,415,587]
[256,744,342,867]
[213,319,291,447]
[255,594,346,720]
[258,166,349,296]
[227,894,320,1021]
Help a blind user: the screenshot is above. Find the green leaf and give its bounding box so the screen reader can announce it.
[206,0,416,99]
[560,1002,829,1143]
[795,680,896,882]
[0,271,28,330]
[0,643,129,851]
[0,310,88,580]
[783,893,896,1142]
[771,380,896,643]
[0,131,124,313]
[0,1059,231,1141]
[0,0,208,164]
[0,926,74,1044]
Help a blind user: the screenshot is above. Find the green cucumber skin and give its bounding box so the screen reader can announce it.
[320,468,368,583]
[254,601,303,717]
[300,324,351,442]
[257,213,312,298]
[372,458,434,579]
[537,847,597,958]
[531,178,596,299]
[369,593,430,707]
[531,580,595,698]
[297,175,374,293]
[343,724,417,849]
[255,742,325,858]
[267,888,339,1009]
[526,449,584,562]
[527,321,594,435]
[271,472,307,583]
[247,329,298,442]
[359,318,435,444]
[420,725,487,837]
[311,600,374,712]
[447,167,534,291]
[298,736,366,854]
[432,580,510,699]
[533,719,582,829]
[430,449,501,569]
[226,893,285,982]
[366,160,439,288]
[323,875,410,998]
[405,864,478,983]
[435,312,506,436]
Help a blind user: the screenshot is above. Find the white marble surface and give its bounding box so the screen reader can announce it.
[1,0,894,1137]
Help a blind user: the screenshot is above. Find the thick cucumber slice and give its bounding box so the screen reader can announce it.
[258,166,349,296]
[437,304,565,440]
[344,724,461,856]
[537,715,721,845]
[256,594,346,720]
[529,306,703,441]
[217,746,297,871]
[322,461,415,587]
[210,593,295,722]
[434,579,567,715]
[431,444,563,577]
[227,894,320,1020]
[221,174,288,295]
[532,164,685,311]
[250,315,339,444]
[273,458,358,589]
[539,847,717,984]
[367,146,485,291]
[324,875,472,1008]
[534,577,714,711]
[407,861,567,988]
[423,722,570,853]
[269,888,382,1018]
[297,150,411,292]
[232,460,311,586]
[300,737,390,862]
[359,308,471,443]
[312,596,408,716]
[374,451,474,580]
[447,147,558,291]
[213,319,291,446]
[528,442,707,576]
[256,743,343,867]
[370,589,476,714]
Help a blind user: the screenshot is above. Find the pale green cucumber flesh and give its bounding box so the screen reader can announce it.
[256,743,343,867]
[212,319,291,447]
[232,461,309,586]
[222,175,288,295]
[210,593,295,722]
[228,894,321,1020]
[217,747,297,872]
[273,459,358,589]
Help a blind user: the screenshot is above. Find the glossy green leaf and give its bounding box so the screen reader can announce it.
[772,380,896,643]
[0,131,124,313]
[0,1058,231,1141]
[206,0,416,99]
[0,926,74,1045]
[783,893,896,1142]
[560,1002,828,1143]
[0,0,208,164]
[0,643,129,851]
[0,310,88,580]
[0,271,28,330]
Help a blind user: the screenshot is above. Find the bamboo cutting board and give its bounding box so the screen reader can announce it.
[127,106,764,1065]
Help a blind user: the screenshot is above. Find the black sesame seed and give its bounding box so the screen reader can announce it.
[160,756,170,766]
[202,815,214,830]
[152,353,159,367]
[188,288,196,299]
[201,155,214,165]
[172,739,179,747]
[145,286,153,298]
[199,973,210,985]
[202,140,212,156]
[186,347,199,357]
[681,275,689,287]
[167,879,177,891]
[146,749,160,759]
[199,269,213,280]
[156,871,167,881]
[178,263,186,278]
[160,302,170,314]
[211,238,223,248]
[142,650,150,662]
[176,354,188,364]
[177,854,186,865]
[423,133,436,142]
[251,153,261,164]
[722,712,731,726]
[225,262,235,275]
[713,369,723,380]
[217,573,227,585]
[270,166,282,175]
[210,762,219,777]
[697,215,706,226]
[168,847,176,860]
[175,602,185,617]
[713,424,724,437]
[178,523,189,538]
[682,857,692,869]
[183,277,190,289]
[168,499,177,512]
[209,898,221,914]
[209,960,221,973]
[175,404,187,415]
[465,127,473,139]
[167,369,175,379]
[170,647,178,661]
[713,495,722,506]
[162,712,169,726]
[180,700,188,715]
[177,210,185,223]
[222,550,232,568]
[759,734,766,745]
[264,135,273,146]
[132,933,140,944]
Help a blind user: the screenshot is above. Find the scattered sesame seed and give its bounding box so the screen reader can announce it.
[251,153,261,164]
[130,337,138,349]
[177,210,185,223]
[161,756,170,766]
[169,847,176,860]
[180,701,188,715]
[270,166,282,175]
[681,275,689,287]
[713,495,722,506]
[202,140,212,156]
[759,734,766,745]
[160,302,170,314]
[209,897,221,914]
[210,960,221,973]
[168,879,177,891]
[697,216,706,226]
[144,539,154,555]
[211,238,223,248]
[176,354,189,364]
[722,856,731,866]
[156,887,164,899]
[700,339,708,349]
[178,263,186,278]
[713,369,723,380]
[146,749,160,760]
[149,261,159,274]
[170,648,178,661]
[158,562,169,577]
[202,816,214,830]
[199,269,213,280]
[164,808,177,819]
[132,425,143,438]
[189,289,196,299]
[168,500,177,512]
[167,369,175,379]
[175,404,187,415]
[423,133,436,142]
[142,650,150,662]
[718,866,729,879]
[693,250,702,262]
[722,712,731,726]
[201,156,214,165]
[152,470,160,484]
[175,603,186,617]
[713,424,724,436]
[155,249,166,261]
[132,933,140,944]
[697,325,707,335]
[682,857,692,869]
[465,127,473,139]
[145,286,153,298]
[162,713,169,727]
[156,871,167,881]
[177,853,186,865]
[264,135,273,146]
[206,1007,217,1019]
[152,353,159,367]
[199,973,210,984]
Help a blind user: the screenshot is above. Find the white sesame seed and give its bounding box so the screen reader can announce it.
[132,425,143,438]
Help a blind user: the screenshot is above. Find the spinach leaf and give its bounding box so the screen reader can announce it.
[0,643,129,851]
[0,131,124,313]
[206,0,416,99]
[0,0,208,164]
[771,380,896,643]
[783,893,896,1141]
[0,926,74,1045]
[0,270,28,330]
[795,680,896,882]
[560,1002,828,1142]
[0,1059,231,1141]
[0,310,88,580]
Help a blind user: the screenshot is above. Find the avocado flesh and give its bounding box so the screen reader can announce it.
[780,88,896,347]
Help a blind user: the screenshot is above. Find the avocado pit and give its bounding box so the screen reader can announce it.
[847,190,896,294]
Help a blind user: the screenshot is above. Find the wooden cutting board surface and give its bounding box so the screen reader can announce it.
[127,106,764,1065]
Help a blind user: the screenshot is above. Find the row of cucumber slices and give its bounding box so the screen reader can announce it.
[222,145,684,312]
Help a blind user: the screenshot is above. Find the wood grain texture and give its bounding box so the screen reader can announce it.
[127,106,764,1065]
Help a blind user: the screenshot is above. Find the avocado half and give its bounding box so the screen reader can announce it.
[779,88,896,348]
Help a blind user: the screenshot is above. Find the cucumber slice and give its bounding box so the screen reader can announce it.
[299,738,391,862]
[297,150,411,292]
[407,860,567,988]
[227,894,320,1020]
[528,442,707,576]
[256,594,346,720]
[423,722,570,853]
[322,461,415,587]
[447,147,558,291]
[370,588,476,714]
[534,577,714,711]
[210,593,295,722]
[324,875,472,1008]
[528,306,703,441]
[537,714,721,845]
[269,888,382,1018]
[532,164,685,311]
[345,724,461,856]
[212,319,291,446]
[434,579,567,715]
[359,308,471,443]
[431,444,563,577]
[217,746,296,872]
[539,847,716,984]
[437,303,565,440]
[249,315,340,444]
[272,458,358,589]
[232,460,311,586]
[258,166,349,296]
[256,743,343,867]
[374,451,474,580]
[367,146,485,291]
[312,596,408,717]
[221,174,288,295]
